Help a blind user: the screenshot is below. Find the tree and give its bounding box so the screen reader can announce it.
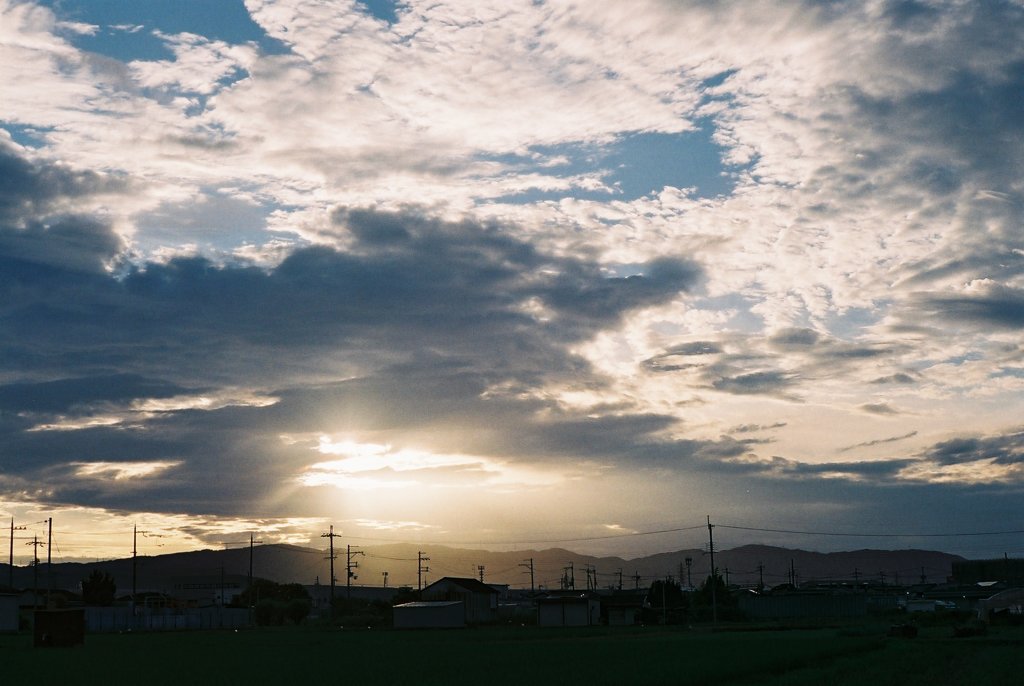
[81,570,116,606]
[643,579,687,624]
[232,578,310,607]
[692,572,742,620]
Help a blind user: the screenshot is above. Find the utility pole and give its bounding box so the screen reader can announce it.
[46,517,53,605]
[685,556,693,589]
[617,568,623,591]
[662,577,667,625]
[790,559,797,588]
[28,536,43,609]
[247,533,263,596]
[584,564,596,591]
[382,571,389,588]
[561,562,575,590]
[321,526,340,605]
[757,562,765,591]
[477,565,485,583]
[9,518,26,589]
[519,558,535,593]
[707,515,717,625]
[347,545,364,598]
[132,524,138,612]
[633,571,641,591]
[418,551,430,592]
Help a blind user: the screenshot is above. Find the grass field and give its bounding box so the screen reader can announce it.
[3,621,1022,685]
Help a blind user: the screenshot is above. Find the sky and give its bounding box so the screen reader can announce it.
[2,0,1024,569]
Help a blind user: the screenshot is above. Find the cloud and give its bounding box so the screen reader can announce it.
[0,142,126,272]
[0,202,704,517]
[3,0,1024,554]
[710,370,800,398]
[913,284,1024,330]
[858,402,901,416]
[838,431,919,454]
[923,430,1024,467]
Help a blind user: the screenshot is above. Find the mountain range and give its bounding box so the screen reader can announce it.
[1,543,963,595]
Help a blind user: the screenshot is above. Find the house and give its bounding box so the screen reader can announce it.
[393,601,465,629]
[421,577,498,624]
[537,593,601,627]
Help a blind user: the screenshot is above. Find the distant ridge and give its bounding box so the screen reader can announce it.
[1,543,964,593]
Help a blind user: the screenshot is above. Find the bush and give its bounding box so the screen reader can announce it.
[285,599,311,625]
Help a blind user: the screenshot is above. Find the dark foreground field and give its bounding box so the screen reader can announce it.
[3,622,1022,685]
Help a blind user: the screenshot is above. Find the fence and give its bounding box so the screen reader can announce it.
[84,606,250,632]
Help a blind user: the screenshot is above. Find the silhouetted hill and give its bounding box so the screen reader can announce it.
[1,543,964,594]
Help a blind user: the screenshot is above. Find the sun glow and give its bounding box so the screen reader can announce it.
[73,460,181,480]
[296,436,565,492]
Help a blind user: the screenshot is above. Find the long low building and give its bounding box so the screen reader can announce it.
[537,593,601,627]
[738,591,868,619]
[393,601,465,629]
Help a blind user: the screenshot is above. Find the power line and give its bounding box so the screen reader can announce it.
[344,524,708,546]
[718,524,1024,538]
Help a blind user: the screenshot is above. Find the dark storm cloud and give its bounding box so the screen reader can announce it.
[924,430,1024,466]
[914,286,1024,329]
[0,374,193,413]
[0,143,120,216]
[0,198,705,515]
[0,142,126,273]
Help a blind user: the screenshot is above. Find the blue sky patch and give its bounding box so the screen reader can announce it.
[358,0,401,24]
[1,124,52,149]
[490,120,737,205]
[41,0,291,61]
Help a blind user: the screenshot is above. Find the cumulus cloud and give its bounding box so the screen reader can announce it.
[3,0,1024,553]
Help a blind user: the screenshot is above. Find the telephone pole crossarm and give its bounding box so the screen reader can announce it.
[321,526,342,606]
[417,551,431,592]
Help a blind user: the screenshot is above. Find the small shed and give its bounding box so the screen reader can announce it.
[421,577,499,624]
[603,592,645,626]
[34,609,85,647]
[393,601,465,629]
[537,594,601,627]
[0,594,19,632]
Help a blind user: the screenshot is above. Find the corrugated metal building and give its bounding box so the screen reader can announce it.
[537,593,601,627]
[421,577,498,624]
[738,592,868,619]
[393,601,465,629]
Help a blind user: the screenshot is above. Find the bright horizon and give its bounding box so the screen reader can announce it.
[3,1,1024,566]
